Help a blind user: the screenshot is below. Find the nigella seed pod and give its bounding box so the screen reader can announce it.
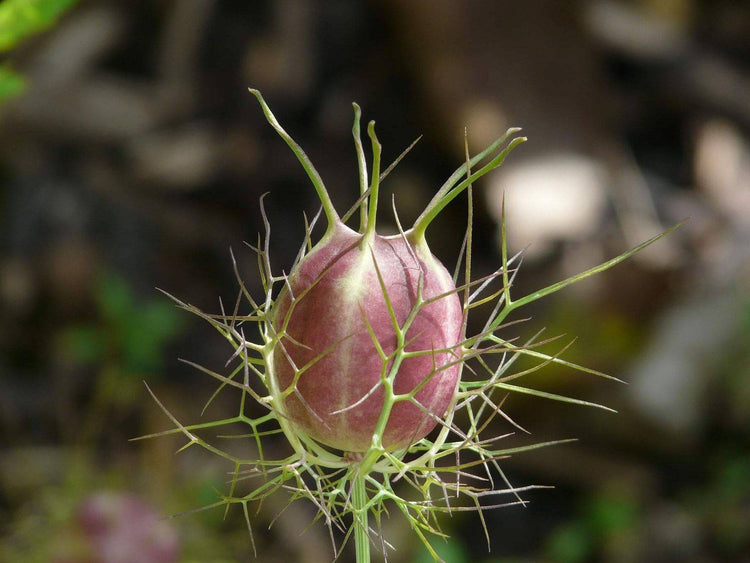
[150,88,680,561]
[272,224,463,452]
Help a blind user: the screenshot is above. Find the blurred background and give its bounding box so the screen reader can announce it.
[1,0,749,561]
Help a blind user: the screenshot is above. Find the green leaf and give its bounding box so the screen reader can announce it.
[546,522,591,563]
[0,0,80,52]
[137,301,184,342]
[120,301,183,374]
[0,64,25,102]
[414,538,470,563]
[96,271,134,323]
[586,493,639,536]
[60,325,105,365]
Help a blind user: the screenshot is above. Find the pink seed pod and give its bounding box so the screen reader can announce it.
[272,224,463,452]
[150,89,679,560]
[246,90,524,458]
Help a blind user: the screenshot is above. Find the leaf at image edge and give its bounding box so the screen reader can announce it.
[0,0,80,53]
[0,64,26,102]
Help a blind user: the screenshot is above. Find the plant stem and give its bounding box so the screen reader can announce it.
[410,128,523,241]
[353,473,370,563]
[352,103,369,232]
[363,120,381,242]
[249,89,340,232]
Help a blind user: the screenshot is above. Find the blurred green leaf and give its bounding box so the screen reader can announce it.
[121,323,162,373]
[59,271,184,376]
[715,455,750,499]
[546,522,591,563]
[546,492,640,562]
[60,325,105,365]
[121,301,183,374]
[96,272,134,323]
[101,366,142,408]
[137,301,184,343]
[702,452,750,553]
[586,493,639,536]
[0,0,79,52]
[414,538,470,563]
[0,64,25,101]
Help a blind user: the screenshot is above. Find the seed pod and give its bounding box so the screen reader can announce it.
[272,224,463,452]
[151,90,679,560]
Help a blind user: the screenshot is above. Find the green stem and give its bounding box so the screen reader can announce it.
[410,128,522,241]
[363,120,382,241]
[249,89,340,233]
[353,473,370,563]
[411,136,526,242]
[352,103,369,232]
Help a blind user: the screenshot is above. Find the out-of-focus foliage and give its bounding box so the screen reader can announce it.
[0,0,79,52]
[693,452,750,555]
[0,0,79,103]
[59,271,183,376]
[0,451,246,561]
[414,539,471,563]
[52,271,184,439]
[0,64,25,101]
[546,491,641,563]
